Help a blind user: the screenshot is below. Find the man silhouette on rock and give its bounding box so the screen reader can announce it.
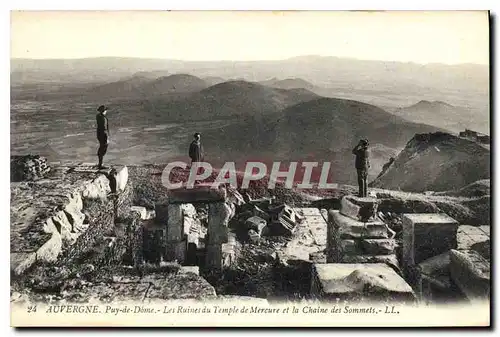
[352,139,370,197]
[96,105,110,169]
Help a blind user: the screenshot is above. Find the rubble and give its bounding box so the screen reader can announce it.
[245,216,267,234]
[11,155,51,182]
[130,206,148,219]
[269,204,299,236]
[10,163,490,307]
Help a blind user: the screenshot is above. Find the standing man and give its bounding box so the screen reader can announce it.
[189,132,204,166]
[352,139,370,197]
[96,105,110,170]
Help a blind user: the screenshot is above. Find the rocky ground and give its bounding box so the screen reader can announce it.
[10,161,491,305]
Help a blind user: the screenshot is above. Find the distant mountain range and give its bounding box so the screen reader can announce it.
[10,59,489,188]
[11,56,488,100]
[11,56,489,132]
[370,132,490,192]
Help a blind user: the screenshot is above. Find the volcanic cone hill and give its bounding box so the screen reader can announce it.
[141,80,319,122]
[87,73,208,99]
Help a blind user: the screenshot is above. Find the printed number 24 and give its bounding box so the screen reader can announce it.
[27,306,37,313]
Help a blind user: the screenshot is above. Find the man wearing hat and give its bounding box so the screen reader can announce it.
[352,139,370,197]
[96,105,110,169]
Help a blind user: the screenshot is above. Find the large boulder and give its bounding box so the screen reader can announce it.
[311,263,415,302]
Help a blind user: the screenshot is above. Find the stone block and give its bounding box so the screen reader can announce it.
[245,216,267,233]
[168,185,226,204]
[207,202,231,244]
[416,252,456,301]
[449,249,490,302]
[361,239,396,255]
[248,229,260,244]
[328,238,363,263]
[155,203,169,224]
[11,252,37,275]
[181,203,197,218]
[340,254,400,274]
[311,263,415,302]
[166,204,183,242]
[296,207,328,246]
[206,243,235,270]
[143,226,166,263]
[340,196,378,222]
[402,213,459,273]
[145,209,156,220]
[36,231,63,263]
[179,266,200,275]
[328,210,390,240]
[115,165,128,191]
[130,206,147,220]
[165,240,187,264]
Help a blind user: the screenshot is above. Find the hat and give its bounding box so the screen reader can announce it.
[97,105,108,113]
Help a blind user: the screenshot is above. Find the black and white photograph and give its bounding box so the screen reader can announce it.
[8,10,491,327]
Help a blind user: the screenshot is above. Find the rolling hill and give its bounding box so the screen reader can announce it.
[87,74,208,99]
[259,77,317,91]
[370,132,490,192]
[390,100,489,135]
[86,75,152,99]
[140,80,319,121]
[198,97,443,184]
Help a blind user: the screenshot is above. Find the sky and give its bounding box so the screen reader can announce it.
[10,10,489,65]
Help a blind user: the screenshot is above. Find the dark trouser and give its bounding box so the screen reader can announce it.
[357,169,368,197]
[97,133,108,167]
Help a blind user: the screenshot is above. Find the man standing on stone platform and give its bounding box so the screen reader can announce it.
[96,105,110,170]
[352,139,370,197]
[189,132,204,166]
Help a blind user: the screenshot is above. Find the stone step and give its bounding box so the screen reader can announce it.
[328,210,390,240]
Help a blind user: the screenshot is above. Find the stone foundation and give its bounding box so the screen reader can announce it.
[325,196,400,278]
[11,165,129,275]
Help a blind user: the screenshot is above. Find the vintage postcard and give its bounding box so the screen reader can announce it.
[9,10,490,327]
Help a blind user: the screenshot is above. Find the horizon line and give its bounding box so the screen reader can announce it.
[10,55,488,67]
